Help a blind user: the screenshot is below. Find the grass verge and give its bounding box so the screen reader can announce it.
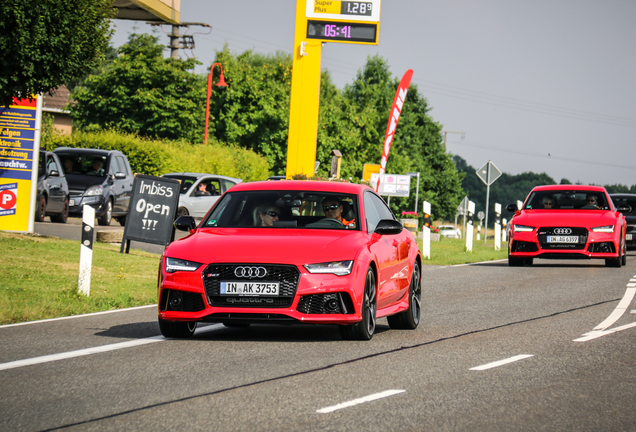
[0,231,507,325]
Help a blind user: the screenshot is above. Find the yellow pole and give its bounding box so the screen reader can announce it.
[286,0,323,178]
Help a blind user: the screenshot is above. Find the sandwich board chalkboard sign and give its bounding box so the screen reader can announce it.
[120,175,181,253]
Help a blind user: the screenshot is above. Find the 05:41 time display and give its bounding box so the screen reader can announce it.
[324,24,352,38]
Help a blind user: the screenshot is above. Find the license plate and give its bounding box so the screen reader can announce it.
[69,199,75,206]
[547,235,579,243]
[627,234,633,241]
[220,281,279,296]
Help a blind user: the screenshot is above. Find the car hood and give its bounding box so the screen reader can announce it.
[165,228,368,265]
[512,210,622,227]
[65,174,106,191]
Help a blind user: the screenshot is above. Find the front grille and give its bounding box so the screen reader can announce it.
[203,264,300,308]
[297,292,354,315]
[160,289,206,312]
[537,227,588,250]
[68,188,85,197]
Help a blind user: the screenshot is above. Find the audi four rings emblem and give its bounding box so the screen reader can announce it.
[553,228,572,235]
[234,266,267,278]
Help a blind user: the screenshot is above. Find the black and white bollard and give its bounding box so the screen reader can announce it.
[78,205,95,296]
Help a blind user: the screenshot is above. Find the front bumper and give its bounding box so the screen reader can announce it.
[69,195,106,216]
[508,227,620,260]
[157,262,369,325]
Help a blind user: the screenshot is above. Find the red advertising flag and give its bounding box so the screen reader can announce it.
[376,69,413,192]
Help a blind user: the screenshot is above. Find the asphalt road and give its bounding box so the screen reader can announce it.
[1,247,635,431]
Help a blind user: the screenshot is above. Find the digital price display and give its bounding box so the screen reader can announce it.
[306,20,378,44]
[306,1,381,23]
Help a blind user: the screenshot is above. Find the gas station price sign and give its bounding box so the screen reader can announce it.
[306,1,381,22]
[307,20,377,44]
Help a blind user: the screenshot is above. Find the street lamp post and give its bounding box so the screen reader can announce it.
[204,62,227,145]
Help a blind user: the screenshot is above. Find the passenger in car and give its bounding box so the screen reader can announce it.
[194,182,211,196]
[542,197,556,209]
[254,204,280,227]
[322,196,355,228]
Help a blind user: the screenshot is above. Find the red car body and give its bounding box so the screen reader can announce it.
[507,185,628,267]
[158,180,422,340]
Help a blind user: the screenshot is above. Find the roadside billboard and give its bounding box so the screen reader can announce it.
[0,96,42,233]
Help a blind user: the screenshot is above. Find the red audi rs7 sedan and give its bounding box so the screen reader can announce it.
[506,185,629,267]
[158,180,422,340]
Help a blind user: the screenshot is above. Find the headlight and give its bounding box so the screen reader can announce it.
[304,260,353,275]
[591,225,614,233]
[165,257,203,273]
[85,185,103,196]
[513,225,534,232]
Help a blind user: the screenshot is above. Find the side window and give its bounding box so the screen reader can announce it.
[209,180,221,195]
[224,180,236,192]
[109,156,120,175]
[364,192,394,233]
[47,156,59,174]
[38,153,46,177]
[116,156,129,175]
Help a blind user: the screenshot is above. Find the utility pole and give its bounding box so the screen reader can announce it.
[148,22,211,59]
[442,130,465,151]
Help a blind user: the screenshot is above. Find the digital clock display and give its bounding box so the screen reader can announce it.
[306,20,378,44]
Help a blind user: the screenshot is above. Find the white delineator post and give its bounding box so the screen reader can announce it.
[422,201,431,259]
[466,201,475,252]
[494,203,501,251]
[78,205,95,296]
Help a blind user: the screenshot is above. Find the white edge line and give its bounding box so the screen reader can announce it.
[593,287,636,330]
[0,323,224,371]
[0,304,158,329]
[451,259,508,268]
[317,389,405,414]
[574,321,636,342]
[470,354,534,371]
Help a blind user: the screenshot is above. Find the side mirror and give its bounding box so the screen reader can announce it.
[506,204,519,212]
[49,170,60,177]
[374,219,403,235]
[617,205,632,213]
[174,215,197,232]
[115,172,126,179]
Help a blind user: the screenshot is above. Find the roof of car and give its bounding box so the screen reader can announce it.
[532,184,607,192]
[229,180,374,194]
[162,172,242,182]
[53,147,122,156]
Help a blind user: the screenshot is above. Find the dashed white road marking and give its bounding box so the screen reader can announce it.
[0,324,223,371]
[470,354,534,371]
[317,389,405,414]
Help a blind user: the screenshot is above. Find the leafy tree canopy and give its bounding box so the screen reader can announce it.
[0,0,114,107]
[70,33,206,142]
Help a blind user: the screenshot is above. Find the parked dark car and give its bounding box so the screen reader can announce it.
[610,194,636,250]
[53,147,134,226]
[35,150,69,223]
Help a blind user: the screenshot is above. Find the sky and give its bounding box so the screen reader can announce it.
[110,1,636,187]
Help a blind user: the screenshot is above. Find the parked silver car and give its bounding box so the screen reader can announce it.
[438,224,459,238]
[161,173,242,218]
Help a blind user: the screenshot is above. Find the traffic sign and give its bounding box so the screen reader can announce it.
[476,161,502,186]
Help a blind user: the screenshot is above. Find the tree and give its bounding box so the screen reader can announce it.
[208,47,293,174]
[0,0,114,107]
[70,33,206,142]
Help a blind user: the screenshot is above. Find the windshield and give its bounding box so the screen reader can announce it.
[201,190,359,230]
[55,152,107,177]
[524,190,611,210]
[163,175,197,195]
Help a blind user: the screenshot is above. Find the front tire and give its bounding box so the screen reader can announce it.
[34,195,46,222]
[177,207,189,217]
[340,268,377,341]
[508,254,525,266]
[387,262,421,330]
[97,199,112,226]
[159,318,197,338]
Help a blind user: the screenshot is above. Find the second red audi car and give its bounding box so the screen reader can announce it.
[506,185,629,267]
[158,180,422,340]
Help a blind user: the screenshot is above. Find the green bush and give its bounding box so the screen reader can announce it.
[43,130,269,181]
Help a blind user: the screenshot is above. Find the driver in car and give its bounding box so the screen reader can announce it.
[322,197,355,228]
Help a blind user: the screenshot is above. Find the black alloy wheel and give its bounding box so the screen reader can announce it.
[158,318,197,338]
[97,199,112,226]
[388,262,421,330]
[34,195,46,222]
[177,207,189,217]
[340,268,377,341]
